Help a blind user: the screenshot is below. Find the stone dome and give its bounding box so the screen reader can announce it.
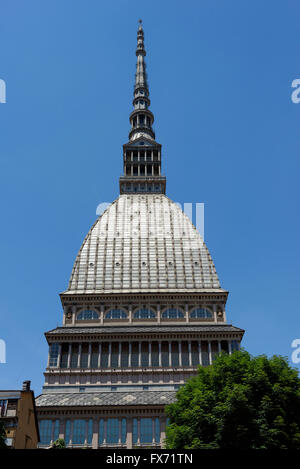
[66,194,222,294]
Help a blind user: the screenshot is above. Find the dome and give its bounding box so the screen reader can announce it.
[66,194,222,294]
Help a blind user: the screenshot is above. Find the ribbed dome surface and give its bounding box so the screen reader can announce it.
[67,194,221,294]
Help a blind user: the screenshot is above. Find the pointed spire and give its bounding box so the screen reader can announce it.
[119,21,166,195]
[129,20,155,142]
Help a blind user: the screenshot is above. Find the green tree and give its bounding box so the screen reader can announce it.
[165,350,300,449]
[0,421,7,449]
[51,438,66,449]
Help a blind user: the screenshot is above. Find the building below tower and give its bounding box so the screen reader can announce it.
[35,22,244,449]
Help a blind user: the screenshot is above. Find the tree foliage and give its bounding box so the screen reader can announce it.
[165,351,300,449]
[0,421,7,449]
[51,438,66,449]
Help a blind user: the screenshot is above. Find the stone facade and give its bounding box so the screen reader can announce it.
[35,21,244,449]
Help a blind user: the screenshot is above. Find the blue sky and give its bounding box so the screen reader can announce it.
[0,0,299,393]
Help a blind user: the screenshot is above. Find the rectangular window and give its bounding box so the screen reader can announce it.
[100,343,109,368]
[133,419,138,444]
[98,419,104,445]
[65,420,71,445]
[121,419,126,444]
[201,341,209,366]
[141,342,149,367]
[155,418,160,443]
[171,342,179,367]
[111,342,119,368]
[80,343,89,368]
[161,342,169,367]
[39,420,53,445]
[87,419,93,445]
[53,419,60,441]
[49,344,59,367]
[121,343,129,367]
[91,344,99,368]
[140,418,152,444]
[151,342,159,367]
[191,341,199,366]
[181,341,189,366]
[70,344,79,368]
[72,419,86,445]
[106,418,119,444]
[211,341,218,361]
[131,342,139,367]
[60,344,69,368]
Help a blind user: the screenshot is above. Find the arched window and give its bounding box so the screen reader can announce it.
[105,309,127,319]
[162,308,184,319]
[77,310,99,320]
[133,308,156,319]
[190,308,213,319]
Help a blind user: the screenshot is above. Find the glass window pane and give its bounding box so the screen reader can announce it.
[121,419,126,444]
[99,419,104,445]
[111,343,119,368]
[191,341,199,365]
[151,342,159,367]
[49,344,59,367]
[155,418,160,443]
[107,418,119,444]
[73,419,86,445]
[53,419,60,441]
[181,341,189,366]
[65,420,71,445]
[131,342,139,367]
[39,420,52,445]
[161,342,169,366]
[133,419,138,444]
[141,342,149,367]
[121,343,129,367]
[101,343,109,368]
[140,418,152,443]
[70,344,78,368]
[171,342,179,366]
[87,419,93,444]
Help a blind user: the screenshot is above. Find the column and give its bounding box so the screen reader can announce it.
[208,341,212,365]
[198,341,202,366]
[138,342,142,367]
[213,304,217,323]
[70,420,74,446]
[152,418,155,444]
[118,419,122,445]
[222,304,227,322]
[84,419,88,445]
[168,342,172,367]
[158,341,162,367]
[118,343,122,368]
[92,418,98,449]
[108,343,112,367]
[129,305,132,323]
[228,340,232,355]
[157,304,161,324]
[72,306,76,326]
[88,343,92,368]
[185,304,189,323]
[47,347,51,368]
[160,417,166,447]
[103,419,107,446]
[67,344,72,368]
[148,342,151,367]
[98,343,102,368]
[178,342,182,367]
[63,306,67,326]
[188,341,192,366]
[137,418,141,445]
[78,344,82,368]
[126,418,133,449]
[129,342,132,367]
[100,305,104,324]
[59,418,65,440]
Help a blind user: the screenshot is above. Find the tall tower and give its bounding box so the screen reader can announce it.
[36,21,244,449]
